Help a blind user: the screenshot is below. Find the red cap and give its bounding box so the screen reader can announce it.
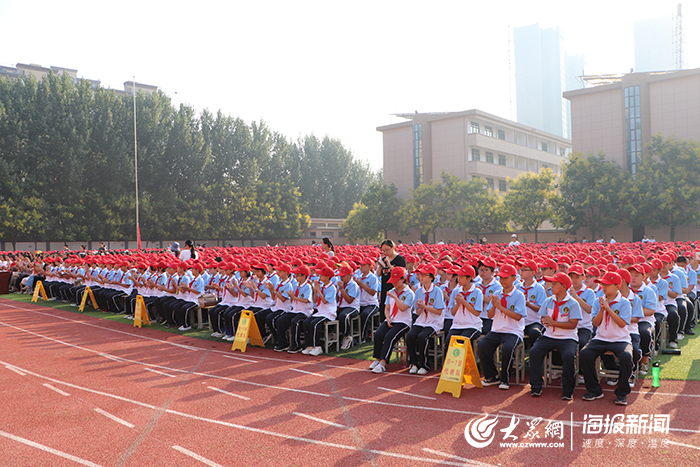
[650,259,663,270]
[607,264,619,272]
[237,263,251,272]
[595,272,622,286]
[568,264,585,276]
[338,265,354,276]
[277,264,292,275]
[497,264,518,278]
[585,266,601,277]
[543,272,573,289]
[417,264,437,276]
[317,266,335,278]
[521,259,538,273]
[627,264,645,275]
[619,255,636,265]
[453,265,476,277]
[540,259,557,270]
[438,260,453,270]
[388,267,407,284]
[617,268,631,284]
[359,257,374,265]
[480,258,497,269]
[642,263,652,274]
[292,265,311,277]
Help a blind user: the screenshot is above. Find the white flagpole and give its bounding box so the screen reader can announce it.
[133,76,140,249]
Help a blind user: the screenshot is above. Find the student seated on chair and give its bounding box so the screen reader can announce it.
[369,267,415,374]
[476,264,526,390]
[406,264,444,375]
[579,272,633,406]
[528,272,581,400]
[445,264,483,354]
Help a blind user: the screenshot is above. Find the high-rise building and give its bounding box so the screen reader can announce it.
[634,16,675,73]
[513,23,584,139]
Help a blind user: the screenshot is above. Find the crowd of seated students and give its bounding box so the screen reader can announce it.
[3,237,698,405]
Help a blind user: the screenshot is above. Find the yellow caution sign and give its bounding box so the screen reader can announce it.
[78,286,99,312]
[134,295,150,328]
[435,335,483,398]
[231,310,264,352]
[31,281,48,302]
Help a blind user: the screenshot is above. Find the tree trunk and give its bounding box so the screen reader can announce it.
[670,224,676,242]
[534,229,538,244]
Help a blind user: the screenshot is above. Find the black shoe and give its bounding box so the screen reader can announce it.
[287,347,301,354]
[582,392,604,401]
[274,345,289,352]
[482,376,500,387]
[531,389,542,397]
[614,395,628,406]
[562,394,573,401]
[685,329,695,336]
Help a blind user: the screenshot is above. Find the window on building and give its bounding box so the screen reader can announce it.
[497,129,506,140]
[485,151,494,163]
[542,164,548,170]
[472,148,481,161]
[309,232,316,237]
[499,179,507,192]
[498,154,506,166]
[625,85,642,174]
[560,147,566,156]
[486,178,494,190]
[541,142,548,152]
[413,124,423,189]
[321,231,334,237]
[470,121,480,134]
[517,157,526,170]
[484,126,493,137]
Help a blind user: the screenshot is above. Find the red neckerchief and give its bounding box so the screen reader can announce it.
[391,287,405,319]
[551,298,567,331]
[604,300,619,329]
[460,284,475,314]
[316,283,327,307]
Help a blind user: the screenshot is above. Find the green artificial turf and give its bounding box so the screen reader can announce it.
[5,292,700,380]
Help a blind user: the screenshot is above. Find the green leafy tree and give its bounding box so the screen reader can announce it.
[444,175,507,239]
[504,168,559,243]
[400,181,446,243]
[627,136,700,241]
[556,152,629,241]
[343,202,381,244]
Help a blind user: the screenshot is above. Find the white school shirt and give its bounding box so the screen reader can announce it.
[518,281,547,326]
[413,284,445,332]
[272,278,293,312]
[291,281,314,317]
[539,294,582,341]
[386,287,415,327]
[631,283,657,325]
[357,273,380,306]
[491,288,527,340]
[450,284,483,331]
[650,276,668,316]
[590,293,631,343]
[338,280,360,311]
[572,285,596,331]
[314,282,337,320]
[476,278,503,319]
[626,290,644,335]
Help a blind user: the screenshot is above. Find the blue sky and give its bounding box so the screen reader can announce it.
[1,0,698,171]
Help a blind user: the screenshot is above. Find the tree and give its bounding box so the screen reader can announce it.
[400,181,446,243]
[556,152,629,241]
[627,136,700,241]
[504,168,559,243]
[444,176,507,239]
[342,181,403,243]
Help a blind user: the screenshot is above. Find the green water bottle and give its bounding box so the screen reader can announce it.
[652,361,660,387]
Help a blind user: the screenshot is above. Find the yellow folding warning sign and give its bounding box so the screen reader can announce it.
[134,295,150,328]
[78,286,99,312]
[435,335,483,398]
[31,281,48,302]
[231,310,264,352]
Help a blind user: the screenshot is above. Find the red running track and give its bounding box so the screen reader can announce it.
[0,298,699,466]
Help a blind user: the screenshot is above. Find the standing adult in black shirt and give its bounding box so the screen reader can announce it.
[376,239,406,321]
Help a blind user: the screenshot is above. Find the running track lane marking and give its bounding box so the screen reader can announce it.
[2,361,467,467]
[5,365,26,376]
[144,368,176,378]
[422,448,496,467]
[293,412,349,429]
[94,408,135,429]
[43,383,70,396]
[3,320,700,436]
[207,386,251,401]
[378,387,437,400]
[668,441,700,451]
[172,446,224,467]
[289,368,326,377]
[0,429,103,467]
[221,354,259,363]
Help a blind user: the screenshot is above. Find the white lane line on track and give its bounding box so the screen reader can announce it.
[207,386,251,401]
[42,383,70,396]
[422,448,496,466]
[172,445,224,467]
[293,412,348,429]
[5,365,26,376]
[1,360,466,466]
[289,368,326,377]
[668,440,700,451]
[0,306,443,380]
[378,387,437,400]
[0,429,103,467]
[221,354,258,363]
[94,408,135,429]
[3,319,700,436]
[144,368,176,378]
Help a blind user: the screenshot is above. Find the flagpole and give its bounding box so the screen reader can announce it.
[133,76,141,250]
